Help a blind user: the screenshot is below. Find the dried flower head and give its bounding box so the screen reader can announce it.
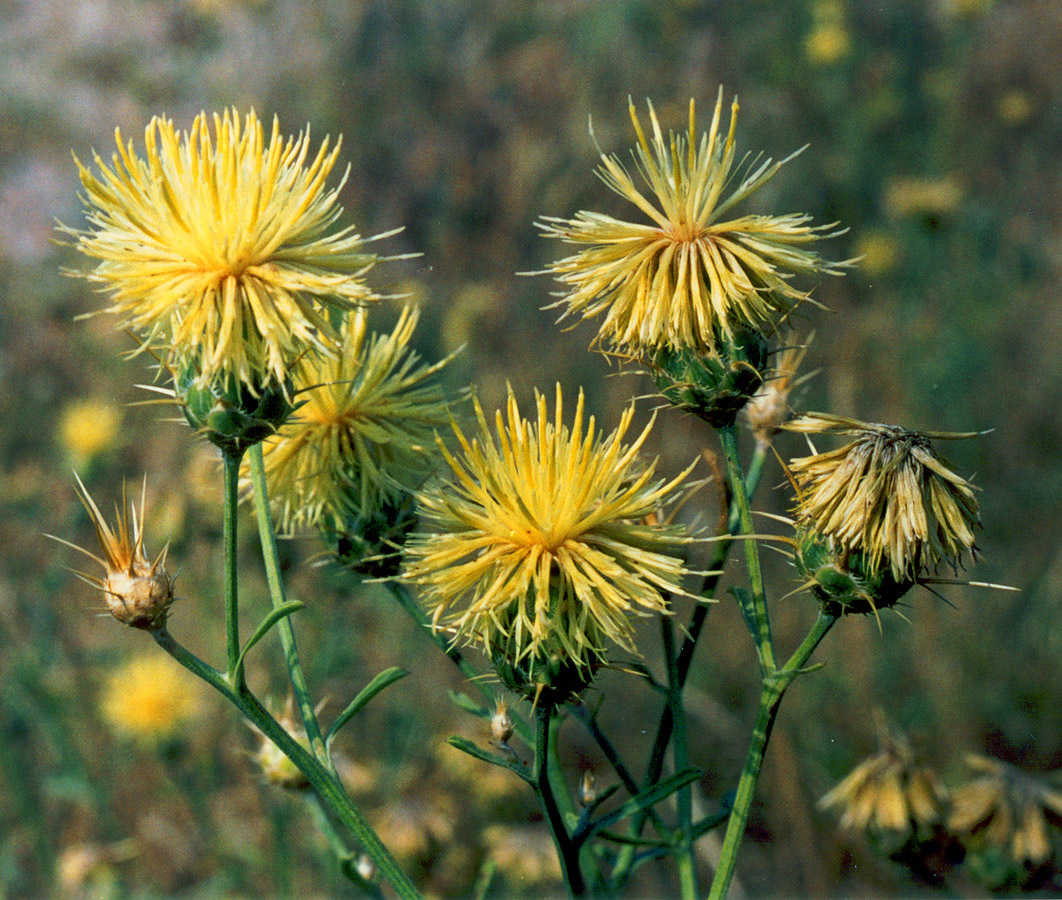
[65,109,391,390]
[99,653,200,742]
[949,754,1062,869]
[787,413,980,581]
[820,732,947,839]
[743,333,813,445]
[405,385,696,692]
[252,306,453,534]
[539,90,844,356]
[51,474,173,630]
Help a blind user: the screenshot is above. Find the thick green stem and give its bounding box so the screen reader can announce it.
[222,450,242,684]
[536,705,586,898]
[707,610,837,899]
[719,423,774,672]
[247,444,328,766]
[153,628,421,900]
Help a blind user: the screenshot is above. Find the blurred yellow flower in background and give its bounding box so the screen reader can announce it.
[805,24,851,66]
[59,399,121,465]
[405,384,697,688]
[820,731,947,839]
[787,413,980,581]
[997,89,1035,126]
[253,306,454,534]
[855,231,901,277]
[949,754,1062,869]
[540,92,844,357]
[100,653,200,742]
[883,177,963,219]
[66,109,392,390]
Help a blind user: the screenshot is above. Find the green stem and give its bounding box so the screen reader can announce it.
[222,450,242,684]
[719,423,774,672]
[306,794,386,899]
[662,616,697,900]
[707,610,837,900]
[536,704,586,898]
[247,444,328,766]
[612,442,767,890]
[152,627,421,900]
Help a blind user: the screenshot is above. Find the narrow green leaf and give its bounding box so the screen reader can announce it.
[232,600,305,683]
[326,668,409,745]
[446,736,534,785]
[588,767,702,836]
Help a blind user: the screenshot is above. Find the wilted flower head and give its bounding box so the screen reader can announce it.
[787,413,980,581]
[743,333,813,445]
[405,385,696,698]
[820,731,947,840]
[99,653,200,742]
[52,474,173,630]
[65,109,391,390]
[252,305,453,534]
[949,754,1062,870]
[539,90,844,357]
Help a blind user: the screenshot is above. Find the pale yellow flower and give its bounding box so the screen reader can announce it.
[855,231,901,277]
[66,109,392,390]
[787,413,980,581]
[100,653,200,742]
[540,91,844,356]
[59,399,121,464]
[405,385,697,684]
[252,306,453,533]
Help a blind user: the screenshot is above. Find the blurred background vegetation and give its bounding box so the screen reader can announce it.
[3,0,1061,896]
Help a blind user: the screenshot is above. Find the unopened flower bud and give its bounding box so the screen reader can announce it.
[355,854,375,881]
[251,698,312,791]
[579,770,598,807]
[491,700,514,744]
[55,475,174,631]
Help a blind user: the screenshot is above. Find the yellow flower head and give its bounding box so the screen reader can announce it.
[820,731,946,840]
[539,91,844,356]
[787,413,980,581]
[404,385,697,684]
[52,474,174,630]
[59,399,122,464]
[252,306,453,534]
[66,109,390,390]
[949,754,1062,868]
[99,653,200,742]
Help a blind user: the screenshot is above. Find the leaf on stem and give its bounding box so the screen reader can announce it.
[232,601,305,684]
[326,667,409,746]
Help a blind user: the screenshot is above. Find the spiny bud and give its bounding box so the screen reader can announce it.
[491,699,514,744]
[53,474,174,631]
[175,362,294,458]
[579,770,598,807]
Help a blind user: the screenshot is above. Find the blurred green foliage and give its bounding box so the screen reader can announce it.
[2,0,1061,896]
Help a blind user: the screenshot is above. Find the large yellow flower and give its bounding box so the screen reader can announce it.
[404,385,697,683]
[100,653,200,743]
[253,306,453,534]
[66,109,391,389]
[539,91,844,356]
